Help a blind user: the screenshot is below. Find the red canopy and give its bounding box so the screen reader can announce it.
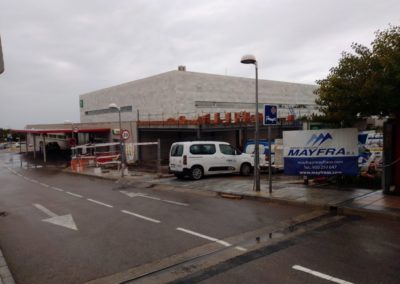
[11,128,110,134]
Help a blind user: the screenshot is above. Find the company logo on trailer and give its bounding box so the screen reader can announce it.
[306,133,333,146]
[288,132,346,157]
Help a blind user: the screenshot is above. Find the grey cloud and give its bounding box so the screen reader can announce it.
[0,0,399,128]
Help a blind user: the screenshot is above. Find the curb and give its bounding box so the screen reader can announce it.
[339,206,400,221]
[61,169,118,181]
[60,169,400,221]
[61,169,173,182]
[0,249,15,284]
[215,191,400,220]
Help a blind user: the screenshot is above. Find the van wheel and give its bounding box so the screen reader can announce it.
[240,163,252,176]
[190,166,203,180]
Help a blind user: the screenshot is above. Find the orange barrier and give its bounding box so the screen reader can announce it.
[135,111,290,126]
[178,116,187,124]
[71,159,78,171]
[225,112,231,124]
[243,112,251,123]
[234,112,241,123]
[79,159,86,171]
[214,113,221,124]
[199,114,211,124]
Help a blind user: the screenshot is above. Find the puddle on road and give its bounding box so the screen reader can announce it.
[1,152,67,170]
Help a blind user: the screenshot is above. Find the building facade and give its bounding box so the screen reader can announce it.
[80,67,318,124]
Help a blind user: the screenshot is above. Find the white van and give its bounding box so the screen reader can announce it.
[169,141,254,180]
[244,139,284,173]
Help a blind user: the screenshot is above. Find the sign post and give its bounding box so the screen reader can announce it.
[263,104,278,193]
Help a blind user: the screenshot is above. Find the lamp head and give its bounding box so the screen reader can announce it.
[240,54,257,65]
[108,103,120,110]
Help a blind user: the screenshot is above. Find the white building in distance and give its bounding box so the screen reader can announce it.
[79,66,318,123]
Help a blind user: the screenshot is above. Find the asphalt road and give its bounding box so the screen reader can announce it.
[0,152,310,284]
[194,216,400,284]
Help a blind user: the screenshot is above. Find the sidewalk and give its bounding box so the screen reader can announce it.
[67,167,400,220]
[0,248,15,284]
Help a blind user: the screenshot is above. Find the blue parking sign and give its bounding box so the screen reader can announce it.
[264,105,278,125]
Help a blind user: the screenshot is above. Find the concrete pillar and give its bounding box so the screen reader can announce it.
[42,135,47,163]
[33,135,36,160]
[197,125,201,139]
[25,134,28,153]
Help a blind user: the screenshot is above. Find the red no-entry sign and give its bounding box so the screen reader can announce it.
[121,129,130,141]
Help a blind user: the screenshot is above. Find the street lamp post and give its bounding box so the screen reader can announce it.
[109,103,125,177]
[241,54,260,191]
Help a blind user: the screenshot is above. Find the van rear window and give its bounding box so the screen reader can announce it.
[171,144,184,156]
[190,144,216,155]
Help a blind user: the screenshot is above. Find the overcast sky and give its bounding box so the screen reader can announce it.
[1,0,399,128]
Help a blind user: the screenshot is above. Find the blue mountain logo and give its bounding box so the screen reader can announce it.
[306,133,333,146]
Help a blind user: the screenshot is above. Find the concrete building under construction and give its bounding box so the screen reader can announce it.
[77,67,317,160]
[20,67,317,165]
[79,66,317,124]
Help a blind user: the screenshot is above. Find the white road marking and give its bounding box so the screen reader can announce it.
[120,191,189,206]
[235,246,248,252]
[65,191,83,198]
[119,191,143,198]
[23,177,30,181]
[39,183,50,188]
[31,179,39,183]
[163,199,189,206]
[216,240,231,246]
[51,186,64,192]
[176,227,246,251]
[44,214,78,231]
[33,203,78,231]
[16,173,22,177]
[34,203,57,217]
[177,227,230,246]
[87,198,113,208]
[292,265,353,284]
[139,195,161,201]
[121,210,161,223]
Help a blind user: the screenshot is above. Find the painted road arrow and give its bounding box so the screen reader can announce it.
[33,203,78,231]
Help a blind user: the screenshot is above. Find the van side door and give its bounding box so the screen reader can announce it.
[218,144,240,172]
[188,144,217,174]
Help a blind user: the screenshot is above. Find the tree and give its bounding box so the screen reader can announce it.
[315,25,400,126]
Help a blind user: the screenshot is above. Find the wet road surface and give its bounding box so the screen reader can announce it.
[196,216,400,284]
[0,152,310,283]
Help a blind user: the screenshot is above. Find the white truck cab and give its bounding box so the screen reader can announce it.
[169,141,254,180]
